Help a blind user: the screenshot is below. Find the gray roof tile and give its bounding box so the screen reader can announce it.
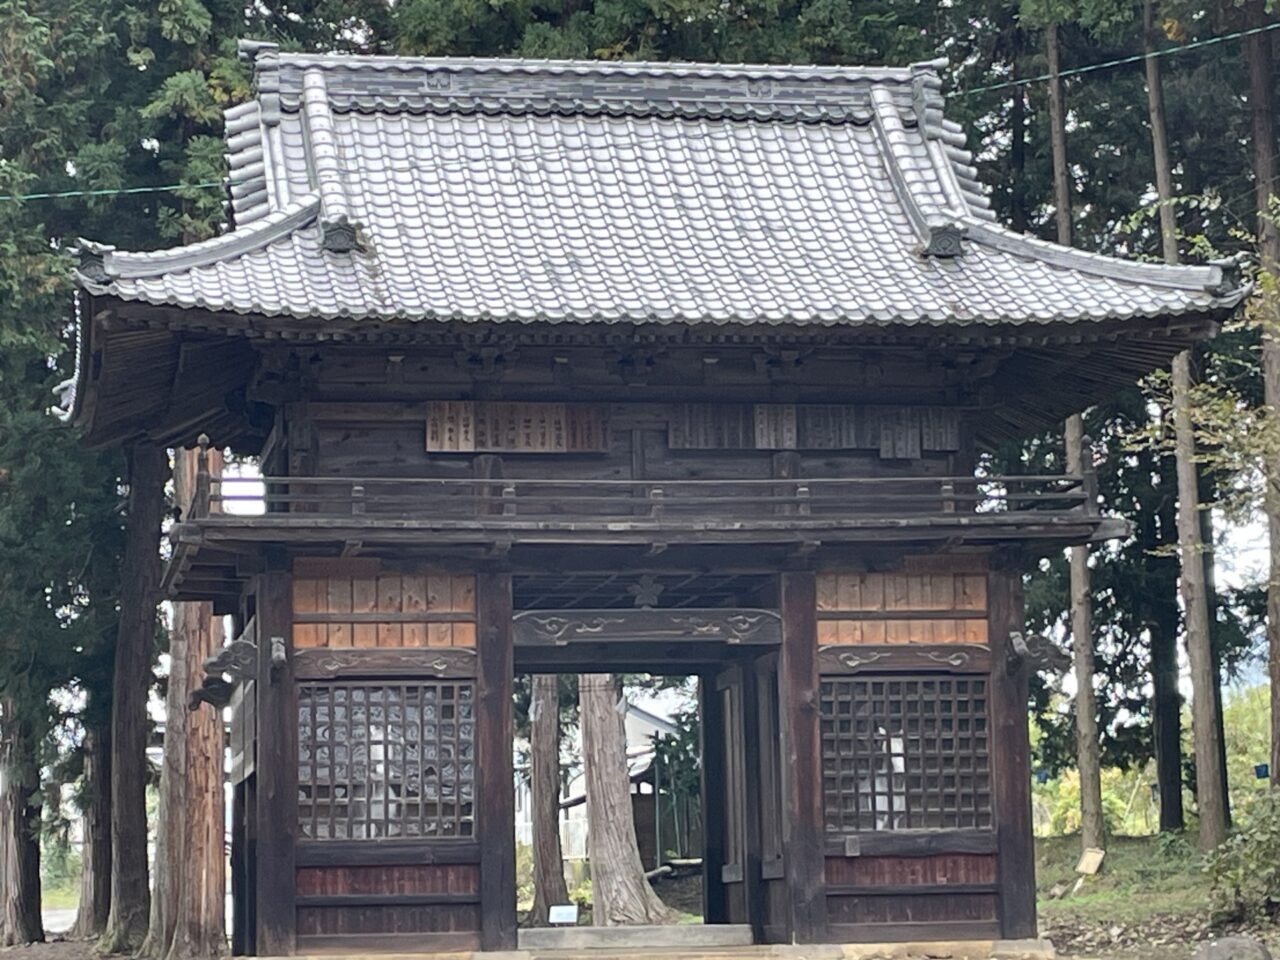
[77,46,1245,327]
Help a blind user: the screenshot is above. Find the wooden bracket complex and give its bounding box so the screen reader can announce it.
[189,636,257,711]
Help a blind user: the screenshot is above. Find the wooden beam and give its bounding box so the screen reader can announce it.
[254,569,297,956]
[514,608,781,646]
[476,572,517,951]
[988,556,1037,939]
[778,572,828,944]
[821,829,997,858]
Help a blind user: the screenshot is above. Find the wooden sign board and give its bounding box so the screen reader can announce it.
[668,403,959,454]
[427,401,609,453]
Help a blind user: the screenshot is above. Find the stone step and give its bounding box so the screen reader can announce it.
[518,925,754,951]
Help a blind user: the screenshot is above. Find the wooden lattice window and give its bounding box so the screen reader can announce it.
[820,676,991,832]
[298,681,476,840]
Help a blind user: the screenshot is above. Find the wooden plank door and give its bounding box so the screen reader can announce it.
[710,664,764,939]
[752,654,790,943]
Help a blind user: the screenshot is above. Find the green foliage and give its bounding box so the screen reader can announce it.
[1205,790,1280,922]
[652,707,700,803]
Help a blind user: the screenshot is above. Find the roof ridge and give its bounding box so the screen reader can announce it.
[224,99,270,226]
[869,86,968,259]
[301,68,354,236]
[241,41,935,80]
[76,193,321,282]
[241,40,938,124]
[963,220,1241,294]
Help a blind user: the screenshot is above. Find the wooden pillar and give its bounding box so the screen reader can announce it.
[988,556,1037,939]
[476,572,516,951]
[699,673,728,925]
[778,572,828,944]
[255,569,297,956]
[740,665,766,944]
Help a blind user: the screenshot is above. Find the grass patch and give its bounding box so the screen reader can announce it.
[1037,833,1206,924]
[41,884,79,911]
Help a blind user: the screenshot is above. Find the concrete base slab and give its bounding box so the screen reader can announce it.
[518,925,754,951]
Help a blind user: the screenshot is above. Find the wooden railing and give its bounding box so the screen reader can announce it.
[197,472,1098,524]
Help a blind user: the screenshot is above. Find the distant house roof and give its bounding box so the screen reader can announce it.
[75,43,1244,329]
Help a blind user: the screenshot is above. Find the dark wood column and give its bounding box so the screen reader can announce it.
[778,572,828,944]
[740,664,766,944]
[698,673,728,925]
[255,569,297,956]
[988,556,1037,939]
[476,572,516,951]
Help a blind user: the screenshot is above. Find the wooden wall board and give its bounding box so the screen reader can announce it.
[295,903,480,935]
[826,892,997,924]
[824,854,997,887]
[295,864,479,897]
[668,404,959,454]
[291,564,476,651]
[815,569,989,646]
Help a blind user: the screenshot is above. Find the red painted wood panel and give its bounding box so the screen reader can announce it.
[824,854,996,886]
[296,864,479,897]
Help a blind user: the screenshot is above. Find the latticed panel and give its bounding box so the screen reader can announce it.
[298,681,476,840]
[820,676,991,832]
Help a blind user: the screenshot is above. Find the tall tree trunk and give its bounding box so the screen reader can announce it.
[144,446,226,960]
[1046,22,1072,249]
[101,443,169,954]
[70,725,112,938]
[0,700,44,946]
[1145,0,1221,842]
[1149,454,1186,830]
[1009,30,1028,234]
[1048,21,1104,852]
[579,675,674,926]
[1244,0,1280,794]
[1175,348,1228,849]
[1066,419,1105,850]
[1143,0,1179,267]
[528,675,569,926]
[1200,472,1232,828]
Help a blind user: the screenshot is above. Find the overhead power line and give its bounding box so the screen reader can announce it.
[2,18,1279,204]
[957,19,1280,97]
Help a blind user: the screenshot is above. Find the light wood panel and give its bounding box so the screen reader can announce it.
[292,560,476,650]
[816,560,989,646]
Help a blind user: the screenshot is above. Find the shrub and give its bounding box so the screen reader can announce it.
[1204,790,1280,922]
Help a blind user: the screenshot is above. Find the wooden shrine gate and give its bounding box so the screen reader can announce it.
[224,555,1032,954]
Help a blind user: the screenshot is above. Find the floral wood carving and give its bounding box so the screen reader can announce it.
[512,608,782,646]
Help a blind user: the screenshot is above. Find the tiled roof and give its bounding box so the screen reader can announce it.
[75,44,1245,328]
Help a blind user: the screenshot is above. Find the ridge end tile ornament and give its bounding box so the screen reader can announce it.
[921,219,968,259]
[75,240,114,283]
[321,214,364,253]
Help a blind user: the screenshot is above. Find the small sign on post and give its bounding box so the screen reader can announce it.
[1076,847,1106,876]
[548,904,579,926]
